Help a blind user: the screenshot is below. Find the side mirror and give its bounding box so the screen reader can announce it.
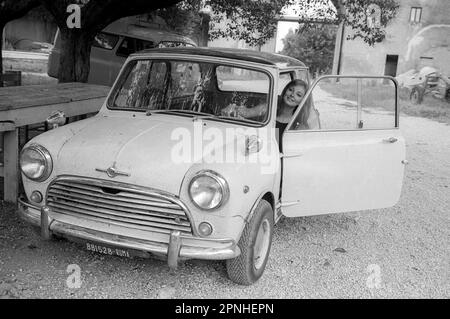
[46,110,66,129]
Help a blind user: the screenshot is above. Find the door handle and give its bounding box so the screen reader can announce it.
[281,153,303,158]
[382,137,398,143]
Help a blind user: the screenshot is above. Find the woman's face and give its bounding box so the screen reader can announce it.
[283,84,306,107]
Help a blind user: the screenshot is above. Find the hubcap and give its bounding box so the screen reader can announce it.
[253,219,271,270]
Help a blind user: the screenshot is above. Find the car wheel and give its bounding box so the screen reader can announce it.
[226,199,273,285]
[410,87,423,104]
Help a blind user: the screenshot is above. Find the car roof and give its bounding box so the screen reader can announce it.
[103,23,196,46]
[131,47,306,68]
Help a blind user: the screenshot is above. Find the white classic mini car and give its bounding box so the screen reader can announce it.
[18,48,406,285]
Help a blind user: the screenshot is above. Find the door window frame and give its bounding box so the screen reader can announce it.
[285,75,400,133]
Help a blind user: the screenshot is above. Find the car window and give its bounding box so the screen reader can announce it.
[116,37,156,57]
[170,62,202,98]
[109,59,271,124]
[216,66,269,93]
[113,60,167,108]
[288,77,397,131]
[92,32,119,50]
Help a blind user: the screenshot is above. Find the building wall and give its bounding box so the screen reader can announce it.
[340,0,450,76]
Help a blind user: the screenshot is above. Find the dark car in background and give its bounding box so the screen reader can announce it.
[47,19,196,86]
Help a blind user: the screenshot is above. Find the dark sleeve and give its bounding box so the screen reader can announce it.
[276,95,282,116]
[277,95,283,107]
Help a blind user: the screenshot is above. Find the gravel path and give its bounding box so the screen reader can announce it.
[0,105,449,299]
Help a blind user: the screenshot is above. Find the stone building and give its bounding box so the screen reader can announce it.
[337,0,450,76]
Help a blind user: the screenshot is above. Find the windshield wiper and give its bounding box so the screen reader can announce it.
[215,115,262,125]
[146,109,184,116]
[145,109,261,125]
[157,109,216,121]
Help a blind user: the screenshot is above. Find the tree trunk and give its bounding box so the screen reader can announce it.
[331,0,346,76]
[57,28,94,83]
[331,21,345,75]
[0,23,4,87]
[198,12,210,47]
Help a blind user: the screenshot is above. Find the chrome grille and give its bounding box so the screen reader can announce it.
[46,177,193,235]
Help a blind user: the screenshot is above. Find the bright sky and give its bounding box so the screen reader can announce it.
[276,21,300,52]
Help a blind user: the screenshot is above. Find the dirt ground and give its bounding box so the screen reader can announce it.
[0,102,449,299]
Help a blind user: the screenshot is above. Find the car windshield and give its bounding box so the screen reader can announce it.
[108,59,271,124]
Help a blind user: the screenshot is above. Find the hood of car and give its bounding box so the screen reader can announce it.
[54,114,247,195]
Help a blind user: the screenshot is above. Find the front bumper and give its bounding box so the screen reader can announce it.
[18,197,240,268]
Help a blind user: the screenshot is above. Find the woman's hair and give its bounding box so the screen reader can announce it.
[278,79,312,129]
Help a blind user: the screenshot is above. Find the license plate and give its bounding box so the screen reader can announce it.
[86,242,132,258]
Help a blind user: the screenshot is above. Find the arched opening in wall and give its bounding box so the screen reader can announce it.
[420,46,450,75]
[384,54,399,77]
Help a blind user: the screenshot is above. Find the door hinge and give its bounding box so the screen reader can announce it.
[281,200,301,207]
[280,153,303,159]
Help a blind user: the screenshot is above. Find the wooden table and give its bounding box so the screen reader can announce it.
[0,82,110,203]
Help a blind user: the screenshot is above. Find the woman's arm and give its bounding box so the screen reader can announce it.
[221,102,267,118]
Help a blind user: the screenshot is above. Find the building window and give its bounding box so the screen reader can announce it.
[410,7,422,23]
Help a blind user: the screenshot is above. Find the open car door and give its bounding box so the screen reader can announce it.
[281,76,406,217]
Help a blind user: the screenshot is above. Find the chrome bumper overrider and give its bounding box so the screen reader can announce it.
[18,197,240,268]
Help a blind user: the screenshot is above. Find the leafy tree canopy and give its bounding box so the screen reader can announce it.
[0,0,400,82]
[281,23,337,75]
[157,0,399,47]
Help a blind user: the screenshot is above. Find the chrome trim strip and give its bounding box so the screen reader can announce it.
[168,231,182,269]
[18,196,40,210]
[246,190,275,224]
[41,206,51,239]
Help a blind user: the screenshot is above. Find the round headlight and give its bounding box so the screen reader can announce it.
[189,171,229,210]
[20,144,53,182]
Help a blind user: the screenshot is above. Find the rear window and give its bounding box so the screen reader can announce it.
[116,37,156,57]
[216,66,270,94]
[92,32,119,50]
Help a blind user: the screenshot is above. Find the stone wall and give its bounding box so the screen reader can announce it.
[340,0,450,76]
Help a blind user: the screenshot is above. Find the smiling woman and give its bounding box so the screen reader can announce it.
[222,79,320,133]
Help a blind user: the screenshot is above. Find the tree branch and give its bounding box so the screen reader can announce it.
[0,0,41,24]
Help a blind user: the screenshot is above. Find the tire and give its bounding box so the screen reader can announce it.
[226,199,274,285]
[410,87,423,104]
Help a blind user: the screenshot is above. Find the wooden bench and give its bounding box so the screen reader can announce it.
[0,82,110,203]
